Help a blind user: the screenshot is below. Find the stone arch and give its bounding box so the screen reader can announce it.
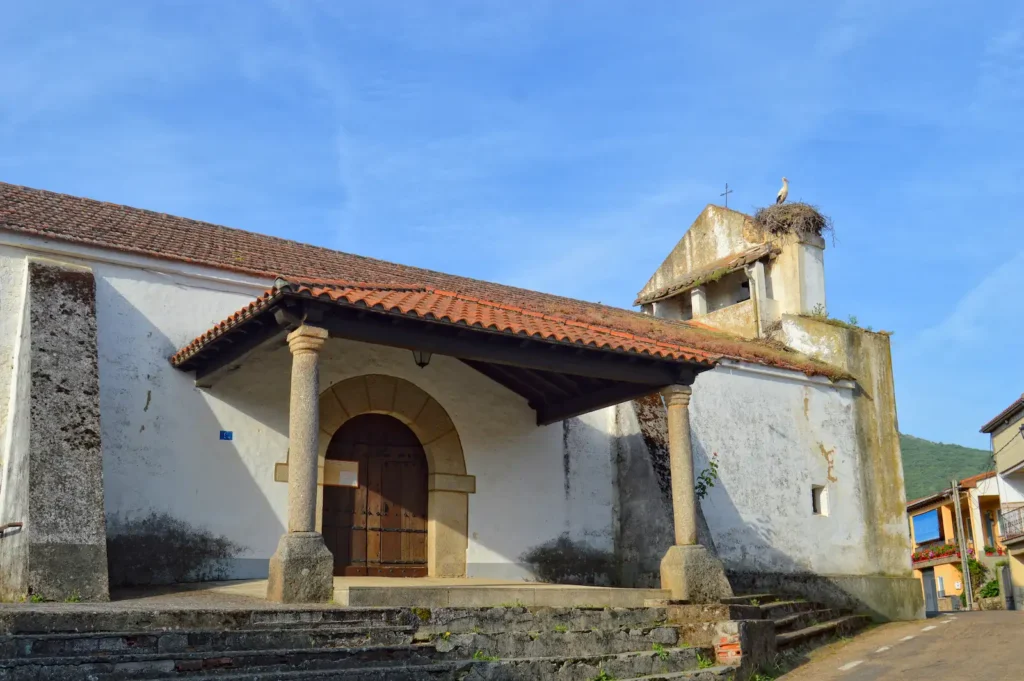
[315,374,474,578]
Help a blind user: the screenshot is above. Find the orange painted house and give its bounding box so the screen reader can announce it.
[907,471,1003,612]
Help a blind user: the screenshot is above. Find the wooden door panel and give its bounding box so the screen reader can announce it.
[323,414,429,577]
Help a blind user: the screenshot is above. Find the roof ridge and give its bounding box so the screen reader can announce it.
[0,181,633,317]
[280,276,428,293]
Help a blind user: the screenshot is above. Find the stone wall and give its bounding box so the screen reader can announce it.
[0,258,109,601]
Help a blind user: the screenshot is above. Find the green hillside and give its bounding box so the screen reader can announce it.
[900,433,994,501]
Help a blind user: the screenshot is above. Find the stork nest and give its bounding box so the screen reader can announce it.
[753,202,833,240]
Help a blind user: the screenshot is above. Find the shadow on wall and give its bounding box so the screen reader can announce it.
[520,534,616,586]
[97,279,286,587]
[106,513,245,586]
[615,395,921,621]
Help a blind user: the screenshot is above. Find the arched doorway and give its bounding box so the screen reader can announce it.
[308,374,475,577]
[322,413,429,577]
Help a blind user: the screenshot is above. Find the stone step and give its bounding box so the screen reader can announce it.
[619,668,735,680]
[758,600,819,620]
[0,646,717,681]
[0,607,415,635]
[459,647,713,681]
[417,605,671,636]
[720,594,780,606]
[772,608,838,633]
[154,662,463,680]
[776,615,872,650]
[0,605,674,637]
[339,584,670,608]
[0,643,447,680]
[433,626,680,658]
[3,624,417,659]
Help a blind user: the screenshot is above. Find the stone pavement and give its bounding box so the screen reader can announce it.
[780,611,1022,680]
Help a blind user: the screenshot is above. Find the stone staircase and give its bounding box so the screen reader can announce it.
[720,594,871,652]
[0,605,735,681]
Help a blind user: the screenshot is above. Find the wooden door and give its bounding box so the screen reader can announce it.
[322,414,428,577]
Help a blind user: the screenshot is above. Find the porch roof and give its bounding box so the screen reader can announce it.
[171,277,717,425]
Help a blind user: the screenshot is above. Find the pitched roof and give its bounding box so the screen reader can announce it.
[171,277,722,368]
[981,393,1024,434]
[959,470,996,488]
[634,243,780,306]
[907,470,996,509]
[0,181,846,379]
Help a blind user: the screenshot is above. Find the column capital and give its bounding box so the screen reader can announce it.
[661,384,692,408]
[287,325,329,355]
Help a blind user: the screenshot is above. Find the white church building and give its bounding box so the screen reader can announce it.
[0,183,922,619]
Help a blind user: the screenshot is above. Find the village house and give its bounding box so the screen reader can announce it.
[907,471,1005,613]
[0,183,922,619]
[982,394,1024,608]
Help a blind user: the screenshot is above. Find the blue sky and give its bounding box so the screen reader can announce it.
[1,1,1021,448]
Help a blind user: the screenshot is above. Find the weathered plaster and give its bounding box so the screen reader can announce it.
[690,361,868,576]
[636,206,768,302]
[782,315,914,578]
[0,251,29,600]
[700,299,758,338]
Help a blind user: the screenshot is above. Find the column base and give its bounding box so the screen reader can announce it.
[266,532,334,603]
[660,544,734,603]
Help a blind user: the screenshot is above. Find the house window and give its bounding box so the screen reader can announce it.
[812,485,829,516]
[937,576,946,596]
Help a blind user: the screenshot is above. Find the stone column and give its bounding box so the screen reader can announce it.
[691,287,709,317]
[659,384,733,603]
[664,386,699,546]
[267,325,334,603]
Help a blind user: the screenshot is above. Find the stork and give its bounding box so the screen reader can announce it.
[776,177,789,204]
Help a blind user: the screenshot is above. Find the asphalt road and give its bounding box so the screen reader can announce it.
[780,611,1022,681]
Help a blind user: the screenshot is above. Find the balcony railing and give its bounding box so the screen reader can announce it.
[999,507,1024,543]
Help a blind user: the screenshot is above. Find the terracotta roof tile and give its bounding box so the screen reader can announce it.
[170,278,722,367]
[959,470,995,488]
[980,393,1024,434]
[0,182,845,379]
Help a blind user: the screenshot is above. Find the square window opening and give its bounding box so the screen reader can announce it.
[812,485,829,516]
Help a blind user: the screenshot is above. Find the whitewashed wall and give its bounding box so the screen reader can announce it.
[0,237,595,583]
[0,249,30,595]
[687,361,867,575]
[0,234,870,588]
[95,263,577,580]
